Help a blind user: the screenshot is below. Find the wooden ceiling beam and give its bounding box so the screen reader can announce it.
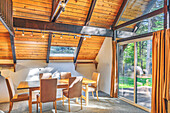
[9,34,16,64]
[0,0,14,36]
[50,0,69,22]
[84,0,97,26]
[114,8,164,30]
[111,0,129,28]
[74,37,84,65]
[13,18,113,37]
[46,33,52,63]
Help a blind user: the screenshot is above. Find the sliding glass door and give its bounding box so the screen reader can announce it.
[119,43,134,101]
[118,40,152,109]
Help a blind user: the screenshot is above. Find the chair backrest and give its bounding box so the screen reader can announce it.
[68,77,83,98]
[5,77,15,101]
[39,73,52,80]
[91,72,100,88]
[60,72,71,79]
[40,78,57,103]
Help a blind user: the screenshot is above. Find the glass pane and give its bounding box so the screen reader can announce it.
[119,43,134,101]
[50,46,76,57]
[118,0,164,25]
[136,40,152,109]
[117,13,164,38]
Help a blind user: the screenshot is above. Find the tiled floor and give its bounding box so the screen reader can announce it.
[0,91,149,113]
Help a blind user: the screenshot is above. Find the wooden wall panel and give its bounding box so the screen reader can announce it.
[77,36,105,60]
[13,0,52,21]
[14,30,48,59]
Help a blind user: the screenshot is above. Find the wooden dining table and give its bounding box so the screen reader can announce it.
[17,78,96,113]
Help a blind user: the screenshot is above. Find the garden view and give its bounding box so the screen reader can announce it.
[118,0,163,109]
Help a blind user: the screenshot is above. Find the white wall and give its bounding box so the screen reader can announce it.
[96,37,112,94]
[0,60,96,103]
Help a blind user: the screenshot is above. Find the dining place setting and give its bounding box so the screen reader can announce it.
[5,72,100,113]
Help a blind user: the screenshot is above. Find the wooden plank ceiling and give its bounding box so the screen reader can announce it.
[0,0,153,61]
[14,28,105,60]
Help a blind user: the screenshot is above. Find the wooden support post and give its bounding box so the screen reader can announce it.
[46,33,52,63]
[164,0,168,29]
[84,0,97,26]
[74,37,84,65]
[9,34,16,64]
[134,42,137,103]
[168,100,170,113]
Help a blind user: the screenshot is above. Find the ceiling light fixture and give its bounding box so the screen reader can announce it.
[31,31,33,36]
[61,0,66,12]
[22,31,24,36]
[42,31,44,38]
[60,34,63,39]
[53,33,55,38]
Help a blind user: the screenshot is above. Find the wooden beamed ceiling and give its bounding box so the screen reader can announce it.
[0,0,158,61]
[12,0,156,30]
[13,28,105,60]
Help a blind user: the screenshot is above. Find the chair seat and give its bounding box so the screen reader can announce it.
[83,86,96,92]
[11,93,29,102]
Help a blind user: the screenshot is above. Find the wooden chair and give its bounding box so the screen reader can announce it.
[60,72,71,79]
[5,77,29,113]
[62,77,83,112]
[36,78,57,113]
[82,72,100,101]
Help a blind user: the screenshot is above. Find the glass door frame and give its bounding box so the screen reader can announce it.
[117,40,151,112]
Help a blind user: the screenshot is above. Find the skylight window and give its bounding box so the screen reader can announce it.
[50,46,76,57]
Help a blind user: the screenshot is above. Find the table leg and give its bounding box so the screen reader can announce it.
[29,89,32,113]
[85,84,89,106]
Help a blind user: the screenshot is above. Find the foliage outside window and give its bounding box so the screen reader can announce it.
[117,0,164,38]
[119,40,152,109]
[50,46,76,57]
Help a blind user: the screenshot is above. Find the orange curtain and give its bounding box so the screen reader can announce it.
[151,30,170,113]
[110,41,118,98]
[164,29,170,109]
